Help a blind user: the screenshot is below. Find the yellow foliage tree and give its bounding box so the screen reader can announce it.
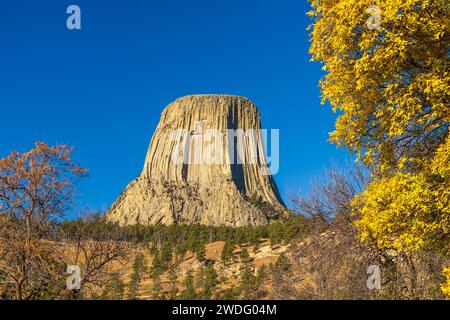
[354,137,450,251]
[308,0,449,296]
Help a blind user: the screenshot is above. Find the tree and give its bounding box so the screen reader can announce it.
[150,253,164,278]
[196,245,206,264]
[270,254,296,299]
[239,263,258,300]
[160,244,173,267]
[238,246,262,300]
[221,241,234,264]
[309,0,449,169]
[127,272,140,300]
[99,274,125,300]
[132,253,147,280]
[289,165,379,299]
[219,288,239,300]
[308,0,450,295]
[167,263,179,299]
[180,270,197,300]
[0,142,87,300]
[60,212,129,299]
[201,265,218,299]
[268,222,284,246]
[151,274,163,300]
[442,267,450,298]
[354,148,450,252]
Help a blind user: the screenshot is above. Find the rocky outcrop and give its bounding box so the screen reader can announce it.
[107,94,286,227]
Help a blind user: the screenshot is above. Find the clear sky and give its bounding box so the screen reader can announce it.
[0,0,349,212]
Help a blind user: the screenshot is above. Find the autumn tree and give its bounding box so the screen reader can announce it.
[309,0,449,295]
[0,142,86,300]
[309,0,449,168]
[59,212,129,299]
[291,165,444,299]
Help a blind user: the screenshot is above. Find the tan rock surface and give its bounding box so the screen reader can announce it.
[108,94,286,226]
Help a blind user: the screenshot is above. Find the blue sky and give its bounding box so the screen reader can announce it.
[0,0,349,211]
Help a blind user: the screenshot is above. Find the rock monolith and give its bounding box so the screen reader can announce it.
[108,94,286,226]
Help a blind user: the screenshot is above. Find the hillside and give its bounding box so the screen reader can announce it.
[133,240,289,300]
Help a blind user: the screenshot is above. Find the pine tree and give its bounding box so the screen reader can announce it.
[219,288,239,300]
[167,263,179,300]
[268,222,284,246]
[201,265,218,299]
[160,244,173,268]
[180,270,197,300]
[221,241,234,264]
[132,253,147,280]
[151,274,162,300]
[270,253,295,299]
[274,253,292,274]
[127,272,140,300]
[240,263,257,299]
[100,274,125,300]
[196,245,206,264]
[150,250,166,278]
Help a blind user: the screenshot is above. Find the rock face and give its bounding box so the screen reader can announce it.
[107,95,286,227]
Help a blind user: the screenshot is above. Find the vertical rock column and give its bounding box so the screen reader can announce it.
[107,95,286,226]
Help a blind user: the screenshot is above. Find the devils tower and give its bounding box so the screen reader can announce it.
[107,95,286,227]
